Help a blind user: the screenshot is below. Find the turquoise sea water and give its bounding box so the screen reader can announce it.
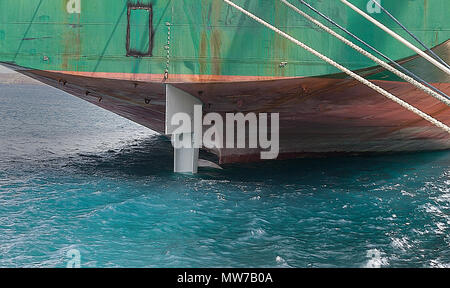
[0,84,449,268]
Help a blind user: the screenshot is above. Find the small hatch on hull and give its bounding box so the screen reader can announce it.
[126,4,152,57]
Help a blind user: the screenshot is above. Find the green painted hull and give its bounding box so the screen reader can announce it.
[1,0,449,81]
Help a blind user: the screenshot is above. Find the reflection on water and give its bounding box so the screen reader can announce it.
[0,84,449,267]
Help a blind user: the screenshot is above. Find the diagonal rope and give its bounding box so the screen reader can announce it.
[223,0,450,134]
[297,0,450,103]
[281,0,450,106]
[340,0,450,76]
[371,0,450,70]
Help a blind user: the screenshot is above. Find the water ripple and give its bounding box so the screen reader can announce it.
[0,84,449,267]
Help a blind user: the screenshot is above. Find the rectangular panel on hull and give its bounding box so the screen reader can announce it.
[126,4,152,57]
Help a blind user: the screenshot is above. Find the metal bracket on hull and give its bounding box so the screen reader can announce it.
[165,85,203,173]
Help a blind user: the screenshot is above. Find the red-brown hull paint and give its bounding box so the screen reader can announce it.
[5,41,449,164]
[15,67,449,164]
[44,70,297,83]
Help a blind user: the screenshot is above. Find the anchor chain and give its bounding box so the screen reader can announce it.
[164,22,171,80]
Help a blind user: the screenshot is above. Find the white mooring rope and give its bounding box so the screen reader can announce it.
[223,0,450,134]
[281,0,450,106]
[371,0,450,70]
[340,0,450,76]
